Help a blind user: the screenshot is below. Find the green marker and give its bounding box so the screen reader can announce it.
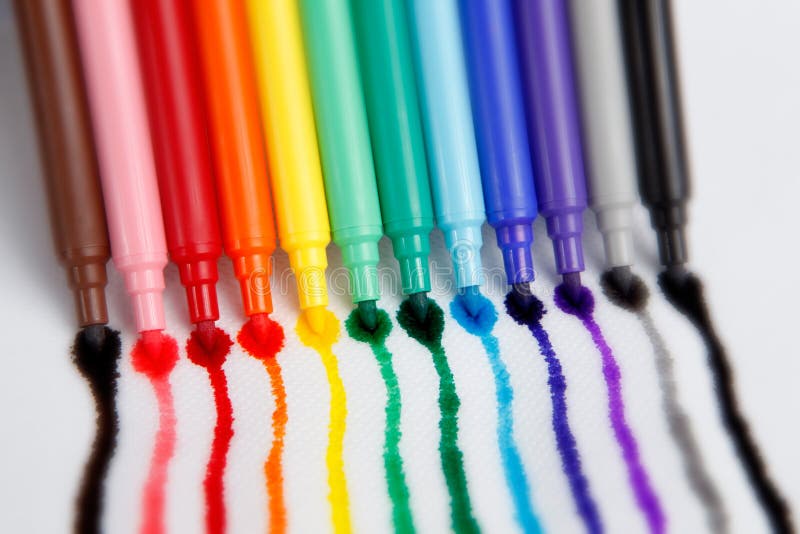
[352,0,434,322]
[299,0,383,329]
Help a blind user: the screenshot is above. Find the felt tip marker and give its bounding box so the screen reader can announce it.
[132,0,223,350]
[193,0,277,331]
[460,0,540,303]
[618,0,690,276]
[352,0,435,322]
[246,0,332,334]
[568,0,640,290]
[15,0,111,349]
[299,0,384,331]
[514,0,589,300]
[409,0,486,316]
[73,0,168,347]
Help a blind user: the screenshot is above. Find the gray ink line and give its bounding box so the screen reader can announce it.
[639,310,729,534]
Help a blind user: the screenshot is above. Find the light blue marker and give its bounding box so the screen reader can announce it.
[407,0,486,314]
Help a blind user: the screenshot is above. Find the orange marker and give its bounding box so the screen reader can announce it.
[192,0,276,320]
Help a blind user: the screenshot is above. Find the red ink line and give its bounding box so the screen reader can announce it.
[131,333,179,534]
[187,327,234,534]
[205,368,233,534]
[140,376,176,534]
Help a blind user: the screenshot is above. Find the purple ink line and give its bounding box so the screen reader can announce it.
[554,285,665,534]
[504,292,602,534]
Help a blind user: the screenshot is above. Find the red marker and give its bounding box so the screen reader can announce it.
[131,0,223,348]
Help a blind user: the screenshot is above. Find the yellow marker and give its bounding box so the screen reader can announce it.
[296,310,351,534]
[246,0,330,333]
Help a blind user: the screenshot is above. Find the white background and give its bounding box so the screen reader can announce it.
[1,1,798,532]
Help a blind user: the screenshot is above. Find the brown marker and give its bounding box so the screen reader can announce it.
[15,0,110,344]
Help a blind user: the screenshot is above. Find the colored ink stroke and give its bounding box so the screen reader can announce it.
[72,327,122,534]
[504,292,602,534]
[554,284,665,534]
[296,310,352,533]
[450,293,543,533]
[396,299,479,533]
[345,308,415,533]
[130,334,179,534]
[238,315,288,533]
[600,271,728,533]
[186,327,235,534]
[659,272,792,533]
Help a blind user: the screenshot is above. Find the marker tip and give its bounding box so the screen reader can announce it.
[511,282,535,309]
[459,286,482,317]
[665,263,688,284]
[196,320,217,353]
[249,313,271,346]
[357,300,378,331]
[81,324,107,353]
[408,292,429,323]
[141,329,164,358]
[562,272,583,303]
[609,265,633,295]
[305,306,327,335]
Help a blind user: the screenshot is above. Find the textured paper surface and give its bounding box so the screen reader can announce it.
[1,1,799,532]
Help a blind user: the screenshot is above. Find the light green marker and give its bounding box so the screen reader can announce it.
[299,0,383,329]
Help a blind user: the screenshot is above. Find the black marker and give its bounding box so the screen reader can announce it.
[618,0,689,276]
[619,3,794,532]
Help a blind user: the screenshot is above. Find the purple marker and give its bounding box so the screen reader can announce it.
[514,0,588,299]
[460,0,539,296]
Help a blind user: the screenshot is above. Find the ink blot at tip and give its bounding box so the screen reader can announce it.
[73,326,121,384]
[658,270,704,317]
[296,308,339,349]
[407,292,430,323]
[601,270,649,312]
[346,307,391,345]
[238,314,285,361]
[554,283,595,318]
[451,291,496,336]
[396,297,444,348]
[81,324,108,354]
[187,325,232,370]
[356,300,378,332]
[131,332,178,379]
[504,290,545,327]
[195,320,218,353]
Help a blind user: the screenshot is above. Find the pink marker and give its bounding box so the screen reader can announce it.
[72,0,167,341]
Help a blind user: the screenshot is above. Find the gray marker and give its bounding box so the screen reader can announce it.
[568,0,638,278]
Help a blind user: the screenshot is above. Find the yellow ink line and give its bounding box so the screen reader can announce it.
[297,310,352,534]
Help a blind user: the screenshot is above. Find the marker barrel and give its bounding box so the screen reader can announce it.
[132,0,223,325]
[246,0,331,312]
[460,0,538,285]
[352,0,434,296]
[618,0,690,267]
[568,0,639,269]
[409,0,485,290]
[72,0,167,333]
[15,0,110,327]
[193,0,277,317]
[514,0,588,275]
[299,0,383,304]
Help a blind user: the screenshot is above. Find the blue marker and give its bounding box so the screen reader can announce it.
[460,0,539,305]
[408,0,486,314]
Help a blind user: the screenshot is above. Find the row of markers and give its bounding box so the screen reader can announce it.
[16,0,745,533]
[19,0,689,345]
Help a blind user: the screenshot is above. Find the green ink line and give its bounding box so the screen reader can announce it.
[346,309,415,533]
[396,299,479,534]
